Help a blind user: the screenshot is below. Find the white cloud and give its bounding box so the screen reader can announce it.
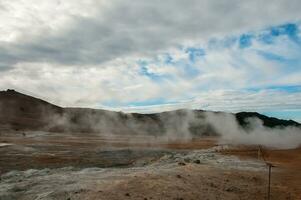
[120,90,301,117]
[0,0,301,120]
[0,0,301,66]
[0,0,107,42]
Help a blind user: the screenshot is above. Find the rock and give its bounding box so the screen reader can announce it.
[178,162,186,166]
[225,186,240,192]
[177,175,182,178]
[125,193,130,196]
[11,186,25,192]
[209,183,217,188]
[72,188,89,195]
[193,159,201,164]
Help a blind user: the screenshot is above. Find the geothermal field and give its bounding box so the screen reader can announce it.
[0,90,301,200]
[2,1,301,199]
[1,131,301,200]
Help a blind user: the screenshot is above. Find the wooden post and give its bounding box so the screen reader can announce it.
[267,162,275,200]
[268,164,271,200]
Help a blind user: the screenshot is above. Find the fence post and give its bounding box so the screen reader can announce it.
[267,162,275,200]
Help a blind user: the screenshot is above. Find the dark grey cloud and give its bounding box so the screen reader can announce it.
[0,0,301,69]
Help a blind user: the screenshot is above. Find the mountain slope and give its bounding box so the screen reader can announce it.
[236,112,300,128]
[0,89,300,134]
[0,89,63,130]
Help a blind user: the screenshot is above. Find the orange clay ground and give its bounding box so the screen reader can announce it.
[221,145,301,199]
[0,131,300,199]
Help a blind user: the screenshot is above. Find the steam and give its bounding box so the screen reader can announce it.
[32,107,301,149]
[205,112,301,149]
[159,110,198,141]
[3,89,298,149]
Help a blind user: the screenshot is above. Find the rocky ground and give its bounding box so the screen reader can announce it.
[0,131,300,200]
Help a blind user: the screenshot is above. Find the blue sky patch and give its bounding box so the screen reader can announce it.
[104,98,179,107]
[246,85,301,93]
[128,98,179,107]
[185,47,205,62]
[256,50,288,62]
[239,34,253,48]
[263,110,301,122]
[139,65,163,81]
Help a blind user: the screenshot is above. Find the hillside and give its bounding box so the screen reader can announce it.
[0,89,300,135]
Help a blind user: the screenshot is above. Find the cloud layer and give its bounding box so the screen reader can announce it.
[0,0,301,121]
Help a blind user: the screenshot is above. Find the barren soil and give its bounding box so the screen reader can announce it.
[0,131,300,200]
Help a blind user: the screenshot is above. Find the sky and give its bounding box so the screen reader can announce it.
[0,0,301,122]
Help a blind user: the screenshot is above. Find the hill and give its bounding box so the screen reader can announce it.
[0,89,300,135]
